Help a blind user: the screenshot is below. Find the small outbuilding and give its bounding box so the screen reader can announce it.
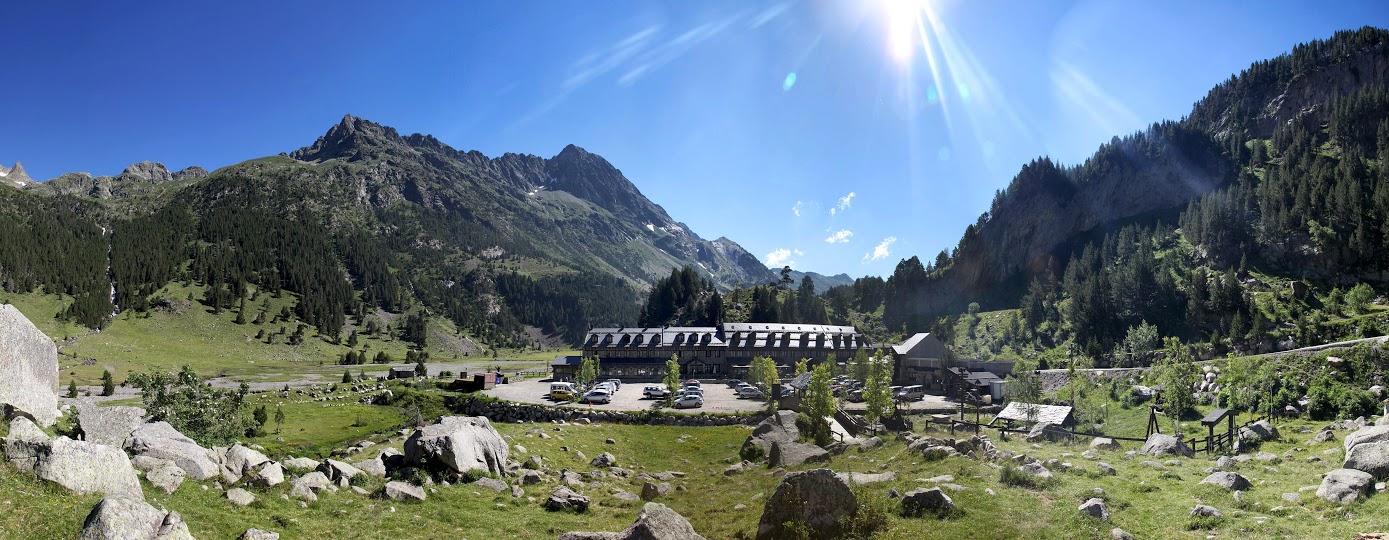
[388,367,418,380]
[991,402,1076,428]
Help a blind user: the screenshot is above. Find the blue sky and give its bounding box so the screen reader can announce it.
[2,1,1384,278]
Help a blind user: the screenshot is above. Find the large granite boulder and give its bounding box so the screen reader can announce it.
[1026,423,1072,443]
[1089,437,1122,451]
[767,440,830,468]
[0,304,60,427]
[2,416,50,469]
[741,411,800,461]
[1239,420,1279,443]
[74,401,147,448]
[219,444,272,483]
[900,487,954,517]
[404,416,508,476]
[1344,425,1389,453]
[250,461,284,487]
[1343,440,1389,479]
[384,481,427,502]
[1200,471,1252,491]
[78,496,194,540]
[557,503,706,540]
[1140,433,1193,457]
[756,468,858,540]
[1317,468,1374,504]
[146,462,186,494]
[125,422,219,480]
[10,434,143,499]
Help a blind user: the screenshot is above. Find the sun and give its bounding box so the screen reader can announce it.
[881,0,930,65]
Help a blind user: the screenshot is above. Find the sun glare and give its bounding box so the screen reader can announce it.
[881,0,927,65]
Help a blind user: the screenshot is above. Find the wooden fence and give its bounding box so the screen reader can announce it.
[935,407,1269,455]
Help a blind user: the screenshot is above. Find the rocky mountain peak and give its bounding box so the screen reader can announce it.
[119,161,173,184]
[1,161,34,187]
[289,114,407,162]
[171,166,208,182]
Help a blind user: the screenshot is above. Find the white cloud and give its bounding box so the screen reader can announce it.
[831,191,855,216]
[766,248,793,268]
[792,201,804,217]
[824,230,853,244]
[863,237,896,262]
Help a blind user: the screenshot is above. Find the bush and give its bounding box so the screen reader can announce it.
[795,413,834,447]
[126,365,257,446]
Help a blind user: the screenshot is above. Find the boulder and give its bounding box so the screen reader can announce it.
[1317,468,1374,504]
[1344,440,1389,479]
[1189,504,1221,518]
[1020,462,1054,480]
[238,530,279,540]
[518,469,544,485]
[1140,434,1193,457]
[767,441,830,468]
[1344,425,1389,453]
[1026,423,1072,443]
[557,502,706,540]
[741,411,800,461]
[14,435,143,499]
[125,422,219,480]
[282,456,320,471]
[591,452,618,468]
[0,304,60,427]
[1310,429,1336,444]
[1096,462,1116,476]
[1200,472,1252,491]
[545,486,591,512]
[1239,420,1279,442]
[474,477,508,493]
[317,459,363,483]
[1078,498,1109,520]
[146,462,186,494]
[225,488,255,507]
[354,457,387,478]
[220,445,272,483]
[404,416,509,476]
[756,468,858,540]
[900,487,954,517]
[641,481,672,501]
[836,471,897,485]
[74,401,147,448]
[250,462,284,487]
[2,417,50,470]
[384,481,427,502]
[78,496,194,540]
[1089,437,1121,451]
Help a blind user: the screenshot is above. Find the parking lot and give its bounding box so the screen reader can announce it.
[485,379,767,414]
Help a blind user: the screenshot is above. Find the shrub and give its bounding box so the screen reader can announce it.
[126,365,257,446]
[795,412,834,447]
[999,463,1055,490]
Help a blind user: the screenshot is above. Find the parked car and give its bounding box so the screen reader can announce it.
[684,379,701,388]
[738,386,763,399]
[672,394,704,409]
[580,389,612,404]
[726,378,742,388]
[643,385,671,398]
[604,379,622,390]
[551,388,577,401]
[896,385,925,402]
[845,389,865,402]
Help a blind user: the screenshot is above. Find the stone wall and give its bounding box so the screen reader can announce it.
[452,396,766,427]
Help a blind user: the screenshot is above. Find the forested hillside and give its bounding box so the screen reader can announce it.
[0,116,776,350]
[634,28,1389,362]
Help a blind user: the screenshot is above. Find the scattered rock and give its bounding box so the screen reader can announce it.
[1189,504,1221,518]
[282,457,320,471]
[756,469,857,540]
[1200,472,1253,491]
[74,400,146,448]
[557,502,706,540]
[1089,437,1121,451]
[473,477,508,493]
[1078,498,1109,520]
[384,481,427,502]
[1140,434,1194,457]
[78,495,193,540]
[1317,468,1374,504]
[900,487,954,517]
[125,422,219,480]
[225,488,256,507]
[238,529,279,540]
[1111,528,1134,540]
[250,462,284,488]
[591,452,618,468]
[836,471,897,485]
[1310,429,1336,444]
[641,481,673,501]
[545,487,590,512]
[146,463,186,494]
[1026,423,1072,443]
[10,435,143,499]
[317,459,363,483]
[1096,462,1116,476]
[767,441,830,468]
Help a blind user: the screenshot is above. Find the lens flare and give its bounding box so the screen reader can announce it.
[783,72,797,91]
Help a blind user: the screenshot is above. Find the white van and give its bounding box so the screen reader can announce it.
[550,382,576,393]
[896,385,925,401]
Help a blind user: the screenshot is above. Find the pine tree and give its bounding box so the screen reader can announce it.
[68,379,78,398]
[101,370,115,396]
[343,369,353,383]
